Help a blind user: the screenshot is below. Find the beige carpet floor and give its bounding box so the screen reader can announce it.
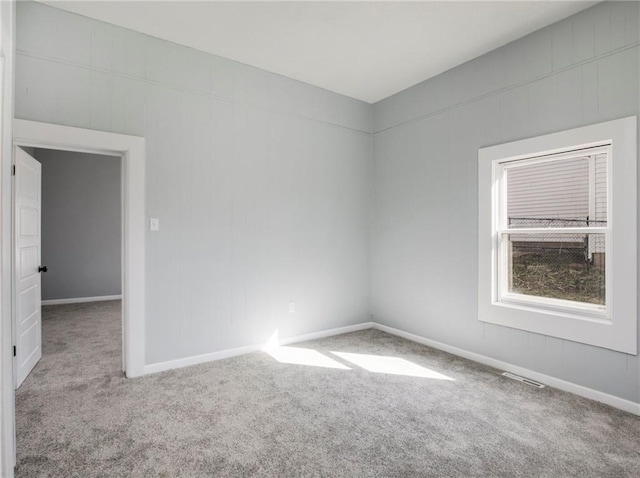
[15,301,640,477]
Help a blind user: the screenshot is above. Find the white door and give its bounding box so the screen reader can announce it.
[14,147,43,387]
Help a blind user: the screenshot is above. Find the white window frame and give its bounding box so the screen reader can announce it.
[478,117,637,355]
[496,144,610,318]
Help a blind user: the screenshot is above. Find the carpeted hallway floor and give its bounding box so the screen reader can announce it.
[15,301,640,477]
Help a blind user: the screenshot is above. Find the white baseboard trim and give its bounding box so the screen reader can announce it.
[143,319,639,415]
[42,295,122,306]
[144,322,374,375]
[371,323,640,416]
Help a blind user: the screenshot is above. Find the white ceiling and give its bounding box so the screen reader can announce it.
[40,1,597,103]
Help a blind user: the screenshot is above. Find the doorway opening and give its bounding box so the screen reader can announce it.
[11,119,146,383]
[14,146,123,388]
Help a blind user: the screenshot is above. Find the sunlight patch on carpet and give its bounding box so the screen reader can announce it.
[266,346,351,369]
[331,351,454,380]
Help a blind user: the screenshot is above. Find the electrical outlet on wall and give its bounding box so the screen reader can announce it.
[289,302,295,313]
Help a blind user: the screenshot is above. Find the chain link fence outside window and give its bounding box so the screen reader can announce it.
[507,218,606,305]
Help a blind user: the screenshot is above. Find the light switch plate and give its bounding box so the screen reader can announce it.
[150,217,160,231]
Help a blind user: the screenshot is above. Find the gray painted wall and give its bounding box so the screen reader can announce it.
[372,1,640,403]
[35,148,121,301]
[15,1,372,364]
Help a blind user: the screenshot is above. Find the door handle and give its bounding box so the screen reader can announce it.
[38,266,48,273]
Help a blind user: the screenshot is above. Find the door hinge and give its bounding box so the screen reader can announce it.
[13,346,16,357]
[12,165,15,176]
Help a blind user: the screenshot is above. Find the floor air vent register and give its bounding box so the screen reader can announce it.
[502,372,545,388]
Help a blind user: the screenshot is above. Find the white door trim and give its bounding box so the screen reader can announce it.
[12,119,146,378]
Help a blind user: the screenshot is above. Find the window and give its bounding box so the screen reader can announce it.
[498,146,609,315]
[478,117,637,354]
